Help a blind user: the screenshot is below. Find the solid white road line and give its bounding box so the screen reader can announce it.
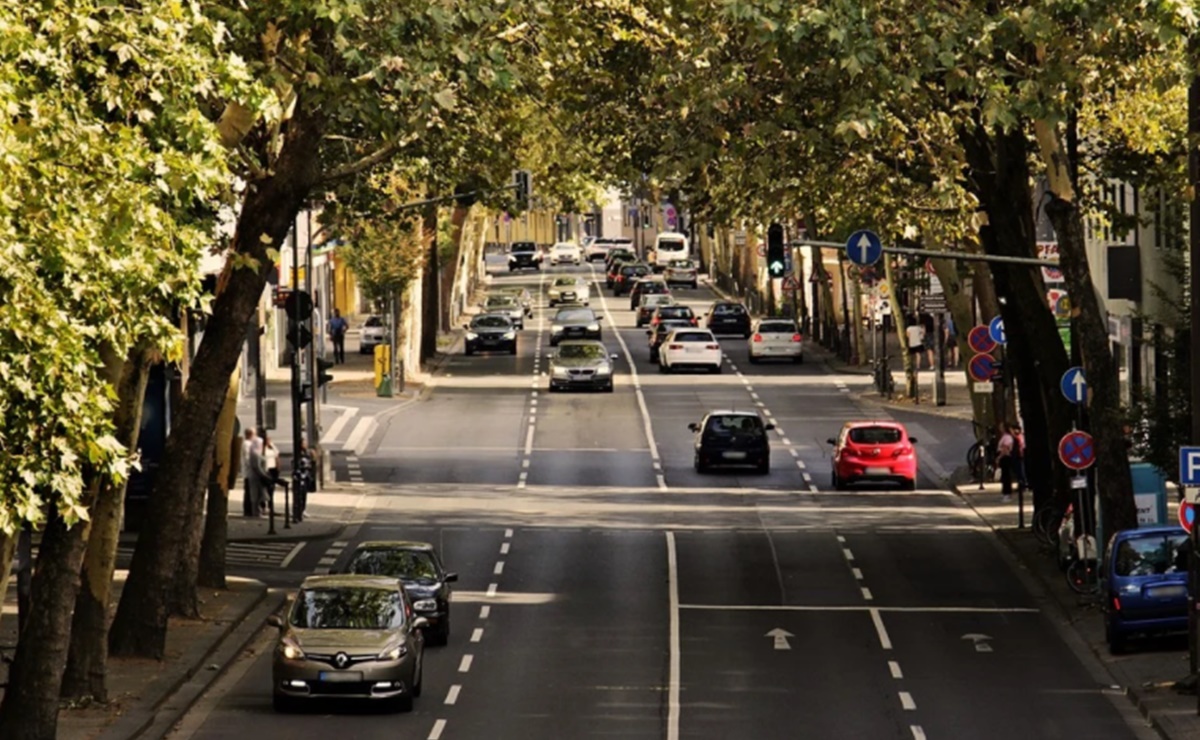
[666,531,681,740]
[324,406,359,445]
[680,604,1040,614]
[444,685,461,705]
[889,661,903,679]
[458,655,473,672]
[870,608,893,650]
[280,542,305,569]
[899,691,917,710]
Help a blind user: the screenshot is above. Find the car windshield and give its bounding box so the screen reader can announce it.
[848,427,903,444]
[556,309,594,322]
[558,344,606,360]
[554,244,575,250]
[759,322,796,334]
[657,321,692,333]
[473,316,511,329]
[364,316,383,328]
[346,549,440,582]
[706,415,763,434]
[511,243,535,253]
[713,304,746,315]
[553,278,578,287]
[1114,534,1189,576]
[673,332,713,342]
[623,266,650,276]
[290,587,405,629]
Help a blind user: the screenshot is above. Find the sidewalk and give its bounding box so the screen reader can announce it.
[954,480,1200,739]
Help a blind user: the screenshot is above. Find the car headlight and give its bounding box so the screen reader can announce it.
[280,638,305,661]
[465,331,478,340]
[378,644,408,661]
[503,331,516,339]
[413,599,438,611]
[595,364,612,375]
[587,323,600,331]
[551,325,563,334]
[552,366,571,378]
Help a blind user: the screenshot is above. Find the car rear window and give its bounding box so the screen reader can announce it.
[674,332,713,342]
[848,427,903,444]
[706,415,763,434]
[659,306,694,318]
[556,309,594,322]
[623,265,649,276]
[759,322,796,334]
[1114,533,1189,576]
[553,278,577,286]
[713,304,746,315]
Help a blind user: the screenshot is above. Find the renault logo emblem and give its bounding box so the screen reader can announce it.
[334,652,350,669]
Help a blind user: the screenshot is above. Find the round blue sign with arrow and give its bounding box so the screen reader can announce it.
[988,316,1006,345]
[845,230,883,267]
[1060,367,1087,404]
[1058,430,1095,471]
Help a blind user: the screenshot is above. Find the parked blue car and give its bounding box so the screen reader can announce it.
[1103,526,1189,654]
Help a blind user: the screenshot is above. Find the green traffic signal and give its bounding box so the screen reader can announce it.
[767,222,786,278]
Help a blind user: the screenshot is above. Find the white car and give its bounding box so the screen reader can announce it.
[359,315,385,354]
[547,276,590,307]
[549,242,582,266]
[748,318,803,364]
[658,329,723,374]
[586,236,632,262]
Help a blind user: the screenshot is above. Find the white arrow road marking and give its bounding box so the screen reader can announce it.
[765,628,794,650]
[962,633,994,652]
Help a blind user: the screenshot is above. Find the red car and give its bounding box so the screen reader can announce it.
[828,421,918,490]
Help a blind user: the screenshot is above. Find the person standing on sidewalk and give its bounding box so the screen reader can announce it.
[944,314,959,367]
[241,427,260,517]
[905,317,926,370]
[1011,424,1027,495]
[995,423,1015,502]
[294,439,316,523]
[262,431,280,515]
[328,308,348,364]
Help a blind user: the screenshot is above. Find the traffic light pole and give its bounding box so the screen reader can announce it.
[1186,42,1200,705]
[285,222,302,537]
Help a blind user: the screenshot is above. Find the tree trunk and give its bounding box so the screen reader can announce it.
[62,346,154,702]
[0,499,93,739]
[0,533,16,611]
[850,275,865,366]
[442,203,469,332]
[109,111,325,659]
[170,440,215,618]
[420,204,439,363]
[198,368,242,590]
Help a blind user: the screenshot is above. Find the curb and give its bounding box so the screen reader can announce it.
[228,524,345,545]
[97,580,283,740]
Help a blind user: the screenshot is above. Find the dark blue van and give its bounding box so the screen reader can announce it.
[1103,525,1189,654]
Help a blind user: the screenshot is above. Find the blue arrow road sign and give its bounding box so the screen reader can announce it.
[845,230,883,267]
[988,315,1006,345]
[1060,367,1087,404]
[1180,447,1200,486]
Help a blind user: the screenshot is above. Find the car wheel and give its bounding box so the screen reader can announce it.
[903,478,916,491]
[748,355,760,365]
[833,472,847,491]
[464,347,473,356]
[710,363,722,374]
[694,453,708,473]
[756,459,770,475]
[794,354,804,364]
[509,346,518,356]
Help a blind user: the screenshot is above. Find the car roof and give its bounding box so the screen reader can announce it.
[706,410,762,418]
[355,540,436,552]
[557,339,605,347]
[1113,526,1187,539]
[842,420,907,430]
[300,574,402,591]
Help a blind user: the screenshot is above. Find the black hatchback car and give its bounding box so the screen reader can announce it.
[507,241,542,271]
[464,314,517,355]
[343,541,458,646]
[704,301,752,337]
[689,411,774,474]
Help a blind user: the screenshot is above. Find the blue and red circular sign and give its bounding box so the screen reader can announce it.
[1058,430,1095,470]
[968,325,996,355]
[968,353,997,382]
[1180,501,1195,533]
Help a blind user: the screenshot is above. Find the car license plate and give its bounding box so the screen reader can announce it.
[865,466,890,475]
[686,346,702,353]
[319,671,363,683]
[1147,584,1186,598]
[723,451,747,460]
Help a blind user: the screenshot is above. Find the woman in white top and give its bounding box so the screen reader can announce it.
[904,319,926,369]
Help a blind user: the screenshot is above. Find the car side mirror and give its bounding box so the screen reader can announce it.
[908,437,918,444]
[765,424,776,431]
[413,617,430,630]
[688,423,700,432]
[826,438,837,445]
[445,572,459,583]
[267,615,285,630]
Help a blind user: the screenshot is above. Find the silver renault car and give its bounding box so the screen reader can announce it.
[269,575,427,712]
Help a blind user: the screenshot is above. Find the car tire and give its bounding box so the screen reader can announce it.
[756,459,770,475]
[464,347,473,356]
[649,353,658,364]
[833,472,847,491]
[794,355,804,364]
[694,453,708,473]
[509,346,518,356]
[903,478,916,491]
[272,694,298,713]
[749,355,760,365]
[743,330,752,339]
[710,363,722,374]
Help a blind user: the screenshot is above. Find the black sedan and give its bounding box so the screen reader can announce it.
[548,340,617,393]
[464,314,517,355]
[689,411,774,474]
[549,306,603,346]
[342,540,458,645]
[704,301,752,337]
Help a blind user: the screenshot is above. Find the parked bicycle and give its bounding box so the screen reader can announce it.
[966,420,997,487]
[872,356,896,398]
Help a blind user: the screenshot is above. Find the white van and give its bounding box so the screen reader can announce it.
[650,232,689,270]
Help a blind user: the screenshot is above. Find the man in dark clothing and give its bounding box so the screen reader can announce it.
[328,308,348,364]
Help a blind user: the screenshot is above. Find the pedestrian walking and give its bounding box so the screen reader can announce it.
[944,314,959,367]
[262,431,280,514]
[920,313,936,370]
[247,435,270,518]
[328,308,348,364]
[293,440,316,523]
[1011,424,1027,494]
[995,423,1015,502]
[241,427,260,517]
[904,317,926,370]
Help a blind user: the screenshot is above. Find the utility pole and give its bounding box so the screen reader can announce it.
[305,209,318,481]
[286,222,301,538]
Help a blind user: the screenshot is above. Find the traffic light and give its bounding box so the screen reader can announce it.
[513,169,531,211]
[284,289,313,320]
[286,319,312,350]
[317,357,335,387]
[767,223,786,278]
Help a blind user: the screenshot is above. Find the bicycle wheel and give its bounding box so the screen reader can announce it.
[1032,507,1059,546]
[1066,559,1099,594]
[967,442,985,479]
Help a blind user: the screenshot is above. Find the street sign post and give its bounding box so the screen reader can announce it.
[967,325,997,355]
[845,229,883,266]
[988,315,1006,345]
[1058,430,1096,470]
[1060,367,1088,405]
[968,353,997,382]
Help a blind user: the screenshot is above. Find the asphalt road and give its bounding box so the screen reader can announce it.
[170,261,1150,740]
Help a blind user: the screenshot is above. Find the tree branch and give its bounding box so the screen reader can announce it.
[321,134,417,184]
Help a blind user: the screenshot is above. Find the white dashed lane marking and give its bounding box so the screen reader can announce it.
[458,655,473,672]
